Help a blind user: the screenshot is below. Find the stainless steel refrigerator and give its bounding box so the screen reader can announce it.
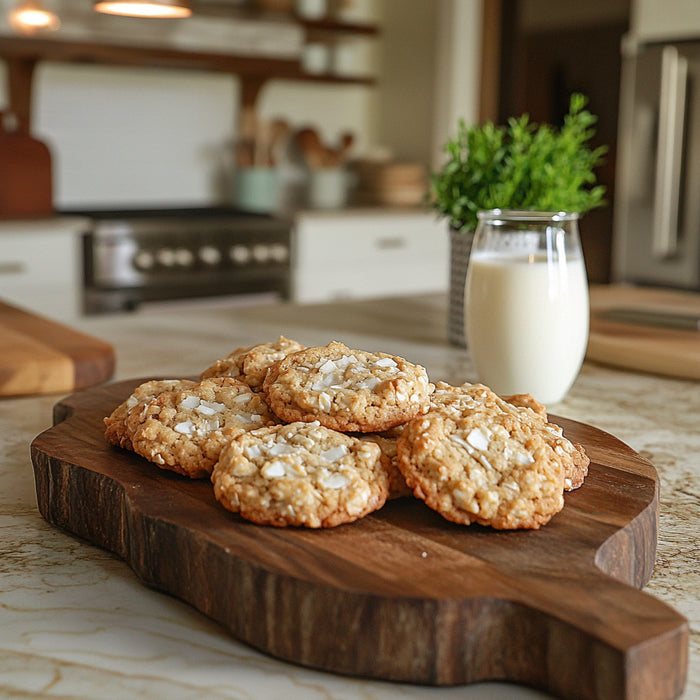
[613,37,700,289]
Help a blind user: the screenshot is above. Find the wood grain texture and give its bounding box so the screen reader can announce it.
[30,379,689,700]
[0,301,115,396]
[587,285,700,380]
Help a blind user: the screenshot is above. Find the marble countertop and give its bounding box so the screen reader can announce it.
[1,293,698,700]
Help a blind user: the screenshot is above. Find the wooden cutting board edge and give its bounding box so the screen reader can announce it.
[29,380,690,700]
[0,301,115,396]
[587,285,700,381]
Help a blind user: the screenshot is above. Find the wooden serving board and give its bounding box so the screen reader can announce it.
[30,379,689,700]
[587,285,700,380]
[0,301,115,396]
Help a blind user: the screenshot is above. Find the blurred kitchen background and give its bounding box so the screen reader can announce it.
[1,0,699,321]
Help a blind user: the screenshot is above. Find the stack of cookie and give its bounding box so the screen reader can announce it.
[104,337,588,530]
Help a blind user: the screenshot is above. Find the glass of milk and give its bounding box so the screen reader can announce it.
[464,209,589,405]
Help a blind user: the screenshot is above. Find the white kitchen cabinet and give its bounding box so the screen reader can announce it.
[291,209,449,303]
[0,217,88,321]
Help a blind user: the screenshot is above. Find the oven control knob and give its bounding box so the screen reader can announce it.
[156,247,176,267]
[174,247,195,267]
[252,244,270,263]
[269,243,289,262]
[229,245,251,264]
[133,250,155,271]
[199,245,222,266]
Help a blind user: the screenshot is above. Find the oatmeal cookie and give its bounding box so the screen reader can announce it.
[200,336,305,391]
[432,382,588,491]
[130,377,277,479]
[538,421,589,490]
[262,341,433,432]
[397,387,566,529]
[497,394,588,490]
[104,379,196,451]
[502,393,547,419]
[360,433,412,499]
[212,421,390,527]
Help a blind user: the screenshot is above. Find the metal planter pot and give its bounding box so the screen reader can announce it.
[448,228,474,347]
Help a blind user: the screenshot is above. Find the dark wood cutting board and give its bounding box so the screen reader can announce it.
[30,379,689,700]
[0,301,115,396]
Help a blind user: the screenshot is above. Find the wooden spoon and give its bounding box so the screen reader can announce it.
[295,127,327,169]
[253,120,272,167]
[235,139,255,168]
[267,118,290,167]
[333,131,355,166]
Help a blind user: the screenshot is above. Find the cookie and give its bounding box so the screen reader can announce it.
[212,421,390,528]
[498,395,589,490]
[201,336,305,391]
[262,341,433,432]
[104,379,196,451]
[360,433,412,499]
[398,383,566,529]
[502,393,547,420]
[130,377,277,479]
[432,382,588,491]
[539,421,589,490]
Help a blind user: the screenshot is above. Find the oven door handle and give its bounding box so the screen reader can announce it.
[652,45,687,260]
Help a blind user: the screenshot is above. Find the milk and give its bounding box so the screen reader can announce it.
[464,253,589,405]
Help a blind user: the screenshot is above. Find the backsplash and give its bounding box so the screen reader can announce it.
[32,62,237,209]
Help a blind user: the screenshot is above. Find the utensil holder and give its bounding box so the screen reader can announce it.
[233,167,280,214]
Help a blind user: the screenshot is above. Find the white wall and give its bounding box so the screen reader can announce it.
[431,0,483,169]
[373,0,439,166]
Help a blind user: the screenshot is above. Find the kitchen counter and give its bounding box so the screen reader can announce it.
[1,293,698,699]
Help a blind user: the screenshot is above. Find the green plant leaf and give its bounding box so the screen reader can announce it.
[430,93,607,231]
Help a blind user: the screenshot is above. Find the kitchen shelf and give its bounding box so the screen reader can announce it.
[0,32,376,129]
[295,16,380,37]
[0,35,376,82]
[0,2,380,150]
[0,36,299,75]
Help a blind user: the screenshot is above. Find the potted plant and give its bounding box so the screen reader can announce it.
[430,93,607,347]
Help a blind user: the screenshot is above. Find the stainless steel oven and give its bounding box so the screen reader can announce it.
[76,207,292,314]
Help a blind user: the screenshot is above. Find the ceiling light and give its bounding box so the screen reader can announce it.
[8,0,60,34]
[93,1,192,18]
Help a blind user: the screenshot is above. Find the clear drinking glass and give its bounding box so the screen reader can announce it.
[464,209,589,405]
